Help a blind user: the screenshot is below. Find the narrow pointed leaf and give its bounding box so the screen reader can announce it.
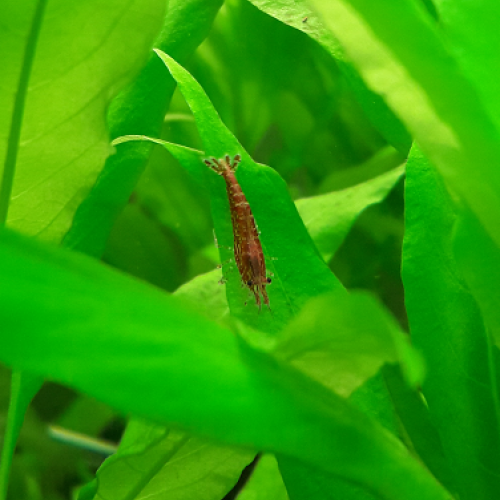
[402,145,500,499]
[154,50,342,331]
[296,165,405,261]
[63,0,224,256]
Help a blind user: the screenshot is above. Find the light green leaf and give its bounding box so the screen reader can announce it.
[0,0,166,241]
[238,455,288,500]
[93,418,253,500]
[274,290,424,397]
[296,164,405,262]
[434,0,500,130]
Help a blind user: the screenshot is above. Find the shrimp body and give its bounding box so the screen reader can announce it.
[204,155,271,308]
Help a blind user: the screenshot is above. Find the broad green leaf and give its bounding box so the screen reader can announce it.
[154,50,342,332]
[246,0,411,152]
[310,0,500,252]
[238,455,288,500]
[91,280,244,500]
[93,418,253,500]
[402,145,500,499]
[296,164,405,262]
[0,0,166,241]
[0,227,450,500]
[175,269,229,323]
[434,0,500,130]
[274,290,423,397]
[63,0,224,257]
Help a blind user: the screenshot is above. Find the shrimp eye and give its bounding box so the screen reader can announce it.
[266,277,272,284]
[247,280,253,286]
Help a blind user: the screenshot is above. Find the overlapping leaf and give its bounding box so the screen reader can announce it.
[402,145,500,499]
[0,0,166,242]
[0,226,450,500]
[310,0,500,253]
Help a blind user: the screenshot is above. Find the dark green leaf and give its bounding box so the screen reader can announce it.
[0,372,42,500]
[246,0,411,152]
[454,210,500,349]
[383,365,455,493]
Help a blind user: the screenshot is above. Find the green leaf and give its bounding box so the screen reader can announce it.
[93,418,253,500]
[318,146,405,193]
[114,135,402,284]
[310,0,500,253]
[0,227,450,500]
[268,374,402,500]
[0,371,43,500]
[112,135,206,183]
[175,269,229,323]
[279,456,378,500]
[433,0,500,130]
[246,0,411,152]
[102,203,188,292]
[153,50,342,331]
[62,0,224,257]
[0,0,166,241]
[454,210,500,351]
[238,455,288,500]
[274,290,424,397]
[383,365,455,493]
[296,164,405,262]
[402,145,500,499]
